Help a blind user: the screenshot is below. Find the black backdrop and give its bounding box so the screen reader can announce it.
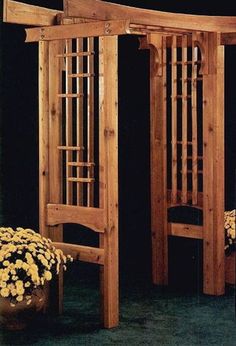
[1,0,236,288]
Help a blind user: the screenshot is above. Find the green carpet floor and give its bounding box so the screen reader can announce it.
[0,276,235,346]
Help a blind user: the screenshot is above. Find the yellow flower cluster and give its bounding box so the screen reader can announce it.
[0,227,73,306]
[224,210,236,252]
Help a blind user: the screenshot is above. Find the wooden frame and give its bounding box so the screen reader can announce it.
[3,0,230,328]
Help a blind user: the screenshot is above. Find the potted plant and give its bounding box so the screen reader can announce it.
[0,227,73,330]
[224,210,236,285]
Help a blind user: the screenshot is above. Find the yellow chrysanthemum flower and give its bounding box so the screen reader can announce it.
[16,295,23,302]
[1,287,10,298]
[3,260,10,267]
[44,271,52,281]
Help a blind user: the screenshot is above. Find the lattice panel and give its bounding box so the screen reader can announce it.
[56,37,98,207]
[166,35,203,207]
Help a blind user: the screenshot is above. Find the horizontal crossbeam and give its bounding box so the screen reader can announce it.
[3,0,62,26]
[52,242,104,265]
[168,223,203,239]
[25,20,130,42]
[47,204,105,233]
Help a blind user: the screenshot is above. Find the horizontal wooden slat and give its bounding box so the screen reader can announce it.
[64,0,236,33]
[68,73,95,78]
[68,162,95,167]
[57,51,95,58]
[58,146,84,151]
[52,242,104,265]
[25,20,130,42]
[3,0,62,26]
[168,223,203,239]
[47,204,105,232]
[57,93,84,98]
[67,177,95,183]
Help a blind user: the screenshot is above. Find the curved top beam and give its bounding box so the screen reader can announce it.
[64,0,236,33]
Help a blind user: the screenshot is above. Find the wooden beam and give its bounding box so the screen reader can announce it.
[39,41,50,239]
[148,34,168,285]
[203,33,225,296]
[64,0,236,33]
[25,20,130,42]
[168,223,203,239]
[99,36,119,329]
[52,242,104,265]
[47,204,105,233]
[3,0,62,26]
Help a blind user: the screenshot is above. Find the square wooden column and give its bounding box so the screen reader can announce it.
[99,36,119,328]
[202,33,225,295]
[148,34,168,285]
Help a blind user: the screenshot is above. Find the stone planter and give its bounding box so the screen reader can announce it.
[0,288,46,331]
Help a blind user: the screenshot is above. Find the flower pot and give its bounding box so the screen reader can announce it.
[0,288,46,331]
[225,252,236,285]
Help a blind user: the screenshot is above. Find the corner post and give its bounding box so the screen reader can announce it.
[147,34,168,285]
[202,32,225,295]
[99,35,119,328]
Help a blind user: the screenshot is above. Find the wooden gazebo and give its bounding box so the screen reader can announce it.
[3,0,235,328]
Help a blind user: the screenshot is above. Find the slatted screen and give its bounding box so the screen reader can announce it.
[56,38,98,208]
[166,35,203,208]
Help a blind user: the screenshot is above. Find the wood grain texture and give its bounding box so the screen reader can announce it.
[203,33,225,296]
[53,242,104,265]
[148,34,168,285]
[47,204,105,232]
[39,41,50,238]
[25,20,130,42]
[168,223,203,239]
[99,36,119,328]
[64,0,236,33]
[3,0,61,26]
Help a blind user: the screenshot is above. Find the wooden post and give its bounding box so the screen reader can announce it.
[202,33,225,295]
[39,41,50,238]
[99,36,119,328]
[48,40,64,311]
[148,34,168,285]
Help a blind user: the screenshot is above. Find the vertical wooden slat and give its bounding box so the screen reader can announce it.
[39,41,50,238]
[149,34,168,285]
[192,36,198,205]
[99,36,119,328]
[182,35,188,204]
[48,40,64,312]
[171,35,177,204]
[76,38,84,206]
[65,39,73,205]
[203,33,225,295]
[87,37,95,206]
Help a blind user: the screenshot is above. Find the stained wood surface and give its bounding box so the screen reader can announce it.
[25,20,130,42]
[64,0,236,33]
[203,33,225,295]
[168,223,203,239]
[99,36,119,328]
[39,41,50,238]
[3,0,62,26]
[52,242,104,265]
[148,34,168,285]
[47,204,105,232]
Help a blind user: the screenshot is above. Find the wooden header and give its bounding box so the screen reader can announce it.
[25,20,130,42]
[63,0,236,33]
[3,0,62,26]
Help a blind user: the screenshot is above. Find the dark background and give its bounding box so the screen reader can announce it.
[0,0,236,291]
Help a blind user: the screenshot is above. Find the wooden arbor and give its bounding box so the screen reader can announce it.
[3,0,236,328]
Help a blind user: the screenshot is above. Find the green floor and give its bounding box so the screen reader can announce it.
[0,274,235,346]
